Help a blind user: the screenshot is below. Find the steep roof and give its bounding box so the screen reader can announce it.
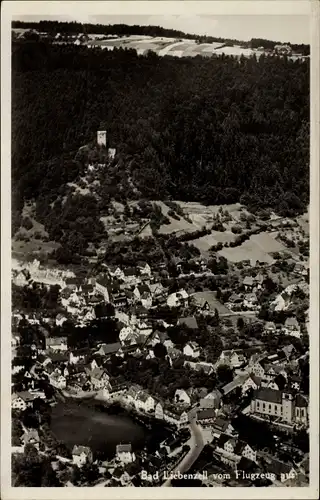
[72,445,91,456]
[116,443,132,454]
[98,342,121,355]
[222,374,249,395]
[178,316,199,330]
[253,388,282,404]
[295,394,308,408]
[197,408,216,420]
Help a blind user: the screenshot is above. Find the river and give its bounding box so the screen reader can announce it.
[50,399,169,460]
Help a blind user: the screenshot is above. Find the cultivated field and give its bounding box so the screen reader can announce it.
[85,36,261,59]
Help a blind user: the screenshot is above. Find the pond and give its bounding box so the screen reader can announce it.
[50,399,169,460]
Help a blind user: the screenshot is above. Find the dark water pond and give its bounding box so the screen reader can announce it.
[50,399,168,459]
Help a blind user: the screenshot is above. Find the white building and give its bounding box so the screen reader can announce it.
[97,130,107,147]
[72,446,93,467]
[116,443,136,464]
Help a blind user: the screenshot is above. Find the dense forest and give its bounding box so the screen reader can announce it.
[12,41,309,228]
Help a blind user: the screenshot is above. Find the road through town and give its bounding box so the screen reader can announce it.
[162,416,204,487]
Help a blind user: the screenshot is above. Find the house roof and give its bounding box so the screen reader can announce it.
[197,408,216,420]
[22,430,40,443]
[124,267,138,276]
[72,445,91,456]
[213,417,232,431]
[253,388,282,404]
[98,342,121,355]
[116,443,132,454]
[178,316,199,330]
[243,276,254,286]
[217,433,230,448]
[295,394,308,408]
[285,317,300,328]
[46,336,67,346]
[137,391,152,403]
[138,284,150,294]
[264,457,296,477]
[96,277,112,289]
[222,374,249,395]
[15,391,36,402]
[65,278,82,286]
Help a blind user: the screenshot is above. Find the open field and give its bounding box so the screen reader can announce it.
[85,36,265,59]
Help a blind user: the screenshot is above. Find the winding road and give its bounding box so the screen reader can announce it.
[162,415,204,487]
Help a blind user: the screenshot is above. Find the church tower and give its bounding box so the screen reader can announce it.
[282,392,294,423]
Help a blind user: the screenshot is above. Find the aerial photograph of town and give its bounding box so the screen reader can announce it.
[7,6,314,493]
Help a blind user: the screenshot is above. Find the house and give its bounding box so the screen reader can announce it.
[49,373,66,389]
[222,374,259,396]
[113,292,128,309]
[250,388,309,425]
[123,267,139,285]
[178,316,199,331]
[95,277,111,301]
[155,402,164,420]
[137,261,152,276]
[22,430,40,450]
[196,408,216,426]
[249,361,265,378]
[243,293,259,310]
[283,317,301,338]
[81,284,94,296]
[89,368,110,390]
[65,278,82,292]
[56,314,68,327]
[12,393,28,411]
[219,437,257,463]
[135,391,155,413]
[149,282,165,297]
[203,389,222,408]
[69,349,87,364]
[116,443,136,464]
[226,293,243,310]
[163,407,189,429]
[174,389,191,405]
[211,417,236,438]
[97,342,121,356]
[167,290,189,308]
[216,350,247,369]
[135,321,153,337]
[183,342,200,358]
[264,321,277,335]
[119,326,135,343]
[261,456,297,483]
[185,360,214,375]
[72,445,93,467]
[243,276,254,291]
[45,336,68,352]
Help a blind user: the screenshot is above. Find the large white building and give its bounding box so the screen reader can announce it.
[97,130,107,146]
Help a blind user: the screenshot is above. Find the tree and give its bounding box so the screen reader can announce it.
[217,364,233,384]
[153,342,167,359]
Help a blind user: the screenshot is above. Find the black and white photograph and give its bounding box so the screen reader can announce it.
[1,1,319,498]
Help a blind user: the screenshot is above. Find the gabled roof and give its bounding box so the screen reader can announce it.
[295,394,308,408]
[15,391,36,403]
[222,374,250,395]
[116,443,132,454]
[253,388,282,404]
[98,342,121,355]
[285,317,300,328]
[213,417,232,431]
[124,267,138,276]
[243,276,254,286]
[196,408,216,420]
[178,316,199,330]
[72,445,91,456]
[65,278,82,286]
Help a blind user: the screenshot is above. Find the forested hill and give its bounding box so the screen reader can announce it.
[12,41,309,221]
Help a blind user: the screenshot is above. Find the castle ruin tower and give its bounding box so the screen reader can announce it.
[97,130,107,147]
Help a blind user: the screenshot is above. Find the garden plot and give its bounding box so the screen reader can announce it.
[218,238,275,265]
[191,231,236,252]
